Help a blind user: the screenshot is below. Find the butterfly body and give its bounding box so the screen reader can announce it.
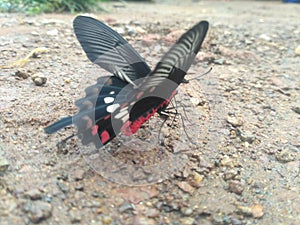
[45,16,209,147]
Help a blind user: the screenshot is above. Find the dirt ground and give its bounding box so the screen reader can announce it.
[0,0,299,224]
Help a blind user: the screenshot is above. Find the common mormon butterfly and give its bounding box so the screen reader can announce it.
[45,16,209,147]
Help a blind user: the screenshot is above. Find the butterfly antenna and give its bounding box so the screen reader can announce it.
[188,67,212,81]
[56,133,77,149]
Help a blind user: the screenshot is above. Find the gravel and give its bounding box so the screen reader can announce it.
[0,1,299,224]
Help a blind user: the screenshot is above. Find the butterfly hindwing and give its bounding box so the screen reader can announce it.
[74,76,135,145]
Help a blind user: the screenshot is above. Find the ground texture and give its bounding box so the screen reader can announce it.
[0,1,299,224]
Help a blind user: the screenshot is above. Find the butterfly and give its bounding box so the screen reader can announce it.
[44,16,209,148]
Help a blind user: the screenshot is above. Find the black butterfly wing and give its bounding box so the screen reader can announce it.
[140,21,209,90]
[45,16,150,135]
[73,16,151,83]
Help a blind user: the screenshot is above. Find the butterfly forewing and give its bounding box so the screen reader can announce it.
[115,20,207,106]
[148,21,209,87]
[73,16,151,83]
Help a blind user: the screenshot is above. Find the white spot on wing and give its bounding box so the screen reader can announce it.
[106,104,120,113]
[109,91,115,95]
[115,109,129,119]
[104,97,114,104]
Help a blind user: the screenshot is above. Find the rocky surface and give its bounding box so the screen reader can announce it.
[0,1,299,224]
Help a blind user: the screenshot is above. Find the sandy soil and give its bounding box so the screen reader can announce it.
[0,1,299,224]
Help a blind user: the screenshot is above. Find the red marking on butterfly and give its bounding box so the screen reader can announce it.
[100,130,110,143]
[121,90,177,136]
[120,102,128,109]
[91,125,99,136]
[84,117,92,129]
[136,91,144,100]
[149,87,156,93]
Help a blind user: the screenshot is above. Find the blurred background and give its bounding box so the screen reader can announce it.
[1,0,298,15]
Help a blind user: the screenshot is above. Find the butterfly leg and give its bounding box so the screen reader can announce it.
[56,133,77,150]
[178,111,197,145]
[161,98,197,145]
[157,101,179,144]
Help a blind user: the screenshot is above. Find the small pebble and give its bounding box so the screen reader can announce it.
[227,115,243,127]
[56,181,69,194]
[259,34,271,41]
[223,169,239,180]
[0,156,10,172]
[144,208,159,218]
[212,213,223,224]
[136,26,146,34]
[31,31,39,36]
[72,169,85,181]
[25,189,42,200]
[57,171,68,181]
[15,69,30,79]
[177,181,195,194]
[245,39,253,45]
[46,29,58,36]
[69,209,82,223]
[251,204,264,218]
[190,172,204,187]
[133,216,156,225]
[190,97,201,106]
[276,149,296,163]
[213,58,225,65]
[125,25,136,36]
[181,207,193,216]
[238,129,256,143]
[74,183,84,191]
[236,204,264,218]
[102,215,113,225]
[23,201,52,224]
[64,78,71,83]
[228,180,244,195]
[86,200,101,208]
[179,217,195,225]
[231,217,242,225]
[74,190,85,200]
[115,27,125,35]
[220,156,234,168]
[32,74,47,86]
[118,202,135,213]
